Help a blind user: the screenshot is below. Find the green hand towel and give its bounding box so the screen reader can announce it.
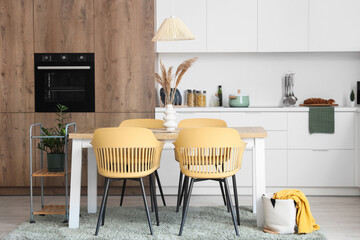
[309,107,335,134]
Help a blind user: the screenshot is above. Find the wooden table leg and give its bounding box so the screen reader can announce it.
[88,148,97,213]
[254,138,266,228]
[69,139,83,228]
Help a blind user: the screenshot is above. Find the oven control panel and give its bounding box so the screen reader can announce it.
[35,53,94,64]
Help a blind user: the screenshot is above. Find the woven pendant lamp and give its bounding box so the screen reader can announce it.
[152,16,195,41]
[152,0,195,41]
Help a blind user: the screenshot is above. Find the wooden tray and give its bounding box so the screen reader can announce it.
[299,104,338,106]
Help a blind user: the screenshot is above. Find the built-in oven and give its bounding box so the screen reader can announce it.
[35,53,95,112]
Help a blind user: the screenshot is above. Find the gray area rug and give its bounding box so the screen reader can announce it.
[4,206,327,240]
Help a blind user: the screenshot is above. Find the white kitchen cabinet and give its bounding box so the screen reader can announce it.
[155,0,207,52]
[221,112,287,131]
[266,150,287,187]
[258,0,309,52]
[207,0,257,52]
[309,0,360,51]
[288,112,355,149]
[288,150,355,187]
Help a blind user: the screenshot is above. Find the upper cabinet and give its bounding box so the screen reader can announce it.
[0,0,34,112]
[155,0,207,52]
[207,0,257,52]
[34,0,94,53]
[258,0,309,52]
[309,0,360,51]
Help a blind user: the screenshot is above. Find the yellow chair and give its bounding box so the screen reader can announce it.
[119,119,166,207]
[174,128,247,236]
[175,118,228,213]
[91,127,164,236]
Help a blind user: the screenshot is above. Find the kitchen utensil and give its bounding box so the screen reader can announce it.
[283,74,296,106]
[289,74,298,101]
[229,90,250,107]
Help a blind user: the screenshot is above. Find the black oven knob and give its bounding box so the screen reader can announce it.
[60,54,68,61]
[78,55,86,61]
[43,55,50,62]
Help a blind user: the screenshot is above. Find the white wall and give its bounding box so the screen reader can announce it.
[157,53,360,107]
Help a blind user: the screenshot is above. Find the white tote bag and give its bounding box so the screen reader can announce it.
[262,193,297,234]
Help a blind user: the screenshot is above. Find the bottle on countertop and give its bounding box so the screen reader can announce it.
[218,85,223,106]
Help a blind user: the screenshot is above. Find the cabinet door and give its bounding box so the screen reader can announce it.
[0,0,34,112]
[258,0,309,52]
[0,113,35,186]
[155,0,206,52]
[309,0,360,51]
[34,0,94,52]
[288,112,355,149]
[207,0,257,52]
[266,150,287,187]
[95,0,156,113]
[288,150,355,187]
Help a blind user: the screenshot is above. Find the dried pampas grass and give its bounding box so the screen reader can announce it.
[155,57,198,105]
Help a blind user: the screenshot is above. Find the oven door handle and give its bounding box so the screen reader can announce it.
[37,66,91,70]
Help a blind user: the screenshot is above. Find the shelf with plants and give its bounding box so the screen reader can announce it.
[29,104,76,223]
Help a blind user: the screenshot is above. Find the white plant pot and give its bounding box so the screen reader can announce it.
[350,101,355,107]
[163,104,177,131]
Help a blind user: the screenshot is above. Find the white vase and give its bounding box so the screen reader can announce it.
[163,104,177,131]
[350,101,355,107]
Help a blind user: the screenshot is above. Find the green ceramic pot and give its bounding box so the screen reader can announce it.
[229,95,250,107]
[47,153,65,172]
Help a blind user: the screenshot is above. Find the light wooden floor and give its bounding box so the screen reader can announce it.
[0,195,359,239]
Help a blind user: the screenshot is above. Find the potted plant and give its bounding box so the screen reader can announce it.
[350,90,355,107]
[37,104,69,172]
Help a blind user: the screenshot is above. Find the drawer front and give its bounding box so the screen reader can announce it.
[221,112,287,130]
[288,112,355,149]
[288,150,355,187]
[266,131,287,149]
[266,150,287,187]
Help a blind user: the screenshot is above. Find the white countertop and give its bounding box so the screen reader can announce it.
[155,106,358,112]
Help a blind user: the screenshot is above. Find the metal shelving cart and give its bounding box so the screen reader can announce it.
[29,122,76,223]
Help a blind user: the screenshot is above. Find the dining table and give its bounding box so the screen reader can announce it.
[68,127,267,229]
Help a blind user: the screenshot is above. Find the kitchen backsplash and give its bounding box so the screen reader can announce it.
[156,52,360,107]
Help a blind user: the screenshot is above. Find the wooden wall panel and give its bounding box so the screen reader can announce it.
[0,0,34,112]
[34,113,95,187]
[95,0,155,113]
[34,0,94,53]
[0,113,35,186]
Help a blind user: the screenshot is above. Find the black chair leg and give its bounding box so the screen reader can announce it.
[155,170,166,206]
[176,171,184,212]
[101,179,110,226]
[95,177,110,236]
[140,178,153,235]
[232,175,240,226]
[149,175,154,212]
[219,181,227,206]
[224,178,239,236]
[151,173,160,226]
[120,179,126,206]
[179,178,194,236]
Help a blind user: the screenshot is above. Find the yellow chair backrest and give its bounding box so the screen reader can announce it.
[174,128,247,179]
[91,127,164,178]
[119,119,164,129]
[177,118,227,128]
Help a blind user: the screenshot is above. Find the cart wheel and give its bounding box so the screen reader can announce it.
[30,220,36,224]
[62,220,68,223]
[40,214,45,216]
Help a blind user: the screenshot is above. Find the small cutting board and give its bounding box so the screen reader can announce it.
[299,104,338,106]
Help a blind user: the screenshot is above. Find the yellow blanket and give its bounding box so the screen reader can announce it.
[273,189,320,234]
